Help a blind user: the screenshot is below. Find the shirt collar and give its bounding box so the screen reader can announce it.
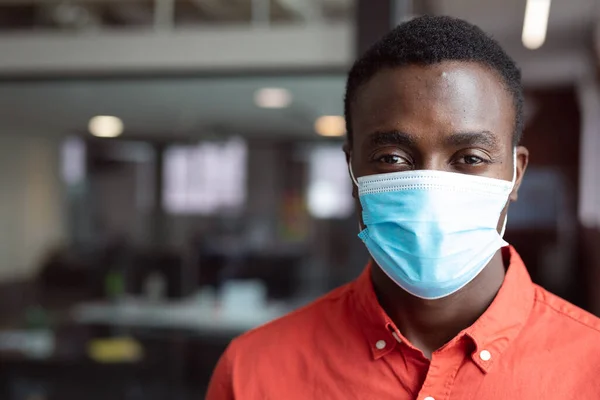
[351,246,535,371]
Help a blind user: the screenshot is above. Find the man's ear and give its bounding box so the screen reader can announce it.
[510,146,529,202]
[343,142,351,164]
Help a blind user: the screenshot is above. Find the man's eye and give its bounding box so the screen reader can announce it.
[462,155,485,165]
[378,155,406,164]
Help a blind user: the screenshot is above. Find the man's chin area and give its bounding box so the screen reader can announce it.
[368,251,507,304]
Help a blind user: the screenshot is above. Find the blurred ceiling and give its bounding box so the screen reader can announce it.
[435,0,596,55]
[0,0,353,30]
[0,0,596,139]
[0,75,346,139]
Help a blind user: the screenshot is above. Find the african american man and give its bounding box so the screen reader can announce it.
[207,15,600,400]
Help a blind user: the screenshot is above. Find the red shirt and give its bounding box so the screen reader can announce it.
[207,247,600,399]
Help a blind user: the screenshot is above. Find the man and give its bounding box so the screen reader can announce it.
[207,15,600,399]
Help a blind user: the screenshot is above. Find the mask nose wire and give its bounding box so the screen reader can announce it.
[350,151,517,236]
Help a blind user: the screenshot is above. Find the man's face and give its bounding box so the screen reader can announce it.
[345,61,529,231]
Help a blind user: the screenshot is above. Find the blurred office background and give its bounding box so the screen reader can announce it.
[0,0,599,398]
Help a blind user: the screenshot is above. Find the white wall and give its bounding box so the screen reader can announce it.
[0,134,65,281]
[578,23,600,229]
[577,79,600,230]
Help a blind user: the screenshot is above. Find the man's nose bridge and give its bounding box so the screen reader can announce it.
[416,153,448,172]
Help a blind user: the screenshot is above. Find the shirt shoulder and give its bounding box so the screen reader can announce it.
[532,284,600,336]
[206,282,361,399]
[516,285,600,392]
[231,282,355,353]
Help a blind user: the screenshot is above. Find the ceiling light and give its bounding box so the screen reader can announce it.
[88,116,124,138]
[522,0,551,50]
[254,88,292,109]
[315,116,346,137]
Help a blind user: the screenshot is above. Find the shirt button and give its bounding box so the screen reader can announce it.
[424,397,435,400]
[375,340,386,350]
[479,350,492,361]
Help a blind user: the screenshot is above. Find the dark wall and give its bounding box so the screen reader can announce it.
[506,86,583,304]
[582,227,600,315]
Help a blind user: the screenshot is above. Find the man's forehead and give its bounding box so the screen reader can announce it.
[354,62,506,104]
[351,62,515,146]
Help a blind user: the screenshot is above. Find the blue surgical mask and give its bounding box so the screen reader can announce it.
[350,155,516,299]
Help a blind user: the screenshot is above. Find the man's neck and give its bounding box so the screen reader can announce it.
[370,250,507,359]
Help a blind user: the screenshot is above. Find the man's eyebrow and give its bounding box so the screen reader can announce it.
[445,131,500,149]
[366,130,418,148]
[366,130,500,149]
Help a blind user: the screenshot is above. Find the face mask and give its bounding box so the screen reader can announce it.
[350,153,517,300]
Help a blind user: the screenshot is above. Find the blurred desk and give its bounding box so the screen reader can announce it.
[71,297,294,336]
[1,296,308,399]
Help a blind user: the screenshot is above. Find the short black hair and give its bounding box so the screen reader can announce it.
[344,15,523,147]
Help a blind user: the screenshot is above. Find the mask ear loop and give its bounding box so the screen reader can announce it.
[348,158,364,232]
[348,159,359,187]
[500,148,518,237]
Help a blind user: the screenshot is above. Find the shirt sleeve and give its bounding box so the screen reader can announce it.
[205,343,236,400]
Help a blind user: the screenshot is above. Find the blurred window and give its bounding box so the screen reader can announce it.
[61,136,87,186]
[163,138,247,214]
[507,167,564,229]
[307,144,353,219]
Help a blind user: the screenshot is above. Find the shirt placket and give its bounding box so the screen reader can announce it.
[415,341,470,400]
